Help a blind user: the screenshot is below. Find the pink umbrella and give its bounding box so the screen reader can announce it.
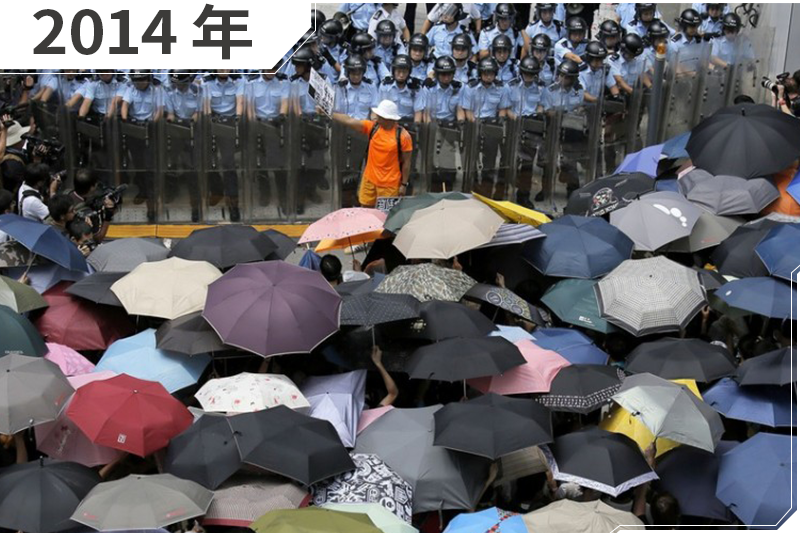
[356,405,395,435]
[67,370,117,389]
[468,340,571,395]
[298,208,387,244]
[44,342,95,376]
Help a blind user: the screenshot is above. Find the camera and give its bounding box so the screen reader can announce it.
[761,72,790,94]
[21,134,65,168]
[75,183,128,233]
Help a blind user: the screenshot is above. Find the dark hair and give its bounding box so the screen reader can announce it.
[733,94,755,104]
[0,189,13,214]
[320,254,343,283]
[24,163,51,187]
[74,168,98,196]
[68,219,92,241]
[47,194,74,222]
[651,492,681,525]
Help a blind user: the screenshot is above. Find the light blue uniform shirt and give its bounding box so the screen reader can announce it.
[338,54,390,84]
[671,34,706,71]
[338,3,379,31]
[428,24,477,58]
[203,77,244,116]
[554,38,587,65]
[700,17,723,36]
[334,80,378,119]
[79,79,123,115]
[525,20,564,43]
[462,81,510,119]
[289,77,317,115]
[616,4,637,27]
[496,60,519,83]
[411,60,432,82]
[579,66,608,98]
[165,85,202,120]
[123,85,161,121]
[507,79,544,116]
[43,76,85,106]
[608,54,645,88]
[711,35,755,64]
[422,82,463,121]
[248,77,289,120]
[374,43,407,71]
[541,82,584,112]
[478,26,524,54]
[379,81,424,119]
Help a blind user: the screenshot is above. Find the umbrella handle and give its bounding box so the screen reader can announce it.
[22,253,37,278]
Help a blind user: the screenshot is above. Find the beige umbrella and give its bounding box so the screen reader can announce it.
[393,199,503,259]
[110,257,222,320]
[523,500,644,532]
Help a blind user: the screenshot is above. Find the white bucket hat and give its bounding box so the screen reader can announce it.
[5,122,31,147]
[372,99,402,121]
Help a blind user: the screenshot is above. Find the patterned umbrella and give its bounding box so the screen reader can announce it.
[299,208,387,244]
[195,373,310,413]
[375,264,476,302]
[565,172,656,217]
[312,453,414,523]
[203,474,308,527]
[537,365,625,414]
[464,283,543,324]
[44,342,95,376]
[87,237,169,273]
[0,275,48,313]
[340,292,421,327]
[610,191,702,251]
[444,508,527,533]
[595,256,707,336]
[473,223,545,249]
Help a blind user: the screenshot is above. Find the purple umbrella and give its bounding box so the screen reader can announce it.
[301,370,367,448]
[614,144,664,178]
[203,262,342,357]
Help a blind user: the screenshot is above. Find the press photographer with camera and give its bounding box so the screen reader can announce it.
[0,115,31,195]
[44,194,76,235]
[68,168,121,244]
[764,70,800,117]
[17,163,60,222]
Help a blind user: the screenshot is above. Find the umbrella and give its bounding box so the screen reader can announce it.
[203,261,341,357]
[301,370,367,448]
[610,191,702,251]
[788,167,800,204]
[299,207,387,244]
[542,426,657,497]
[472,223,545,249]
[312,453,414,523]
[336,276,384,297]
[169,225,278,268]
[665,211,743,253]
[529,328,609,365]
[687,103,800,178]
[735,347,797,386]
[703,377,795,427]
[464,283,542,324]
[489,325,534,343]
[717,277,796,319]
[33,281,135,351]
[444,508,526,533]
[522,499,644,532]
[565,172,655,217]
[472,192,551,226]
[0,274,48,313]
[0,240,43,268]
[155,311,228,355]
[163,414,241,490]
[625,337,736,383]
[195,372,310,413]
[537,365,625,414]
[755,222,800,281]
[322,503,418,533]
[716,433,797,527]
[595,257,707,336]
[612,373,724,452]
[541,279,617,334]
[468,339,570,395]
[4,263,88,294]
[614,144,663,177]
[94,329,211,394]
[0,354,73,435]
[64,271,126,306]
[695,266,728,291]
[0,214,88,272]
[0,304,47,356]
[71,474,213,530]
[262,229,296,260]
[710,221,776,278]
[405,337,525,382]
[251,508,382,533]
[228,405,356,485]
[0,459,101,533]
[375,263,476,302]
[316,230,386,253]
[341,292,421,327]
[393,199,504,259]
[111,257,222,320]
[44,342,95,376]
[433,393,553,459]
[384,192,469,233]
[522,215,633,279]
[662,131,690,159]
[655,441,738,522]
[87,237,169,272]
[66,374,193,457]
[357,406,394,435]
[411,300,496,341]
[354,405,490,513]
[678,169,780,215]
[203,474,309,527]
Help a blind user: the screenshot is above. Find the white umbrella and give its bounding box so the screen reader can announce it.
[195,373,310,413]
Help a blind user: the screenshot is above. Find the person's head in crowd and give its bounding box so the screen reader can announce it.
[4,121,31,151]
[784,70,800,99]
[451,33,472,64]
[408,33,429,63]
[733,94,755,104]
[68,219,94,255]
[676,8,701,39]
[557,59,581,89]
[391,55,411,86]
[585,41,608,72]
[320,254,343,285]
[651,492,681,527]
[531,33,552,65]
[647,20,670,50]
[351,32,377,61]
[491,35,513,67]
[536,3,556,24]
[344,55,366,86]
[494,3,516,32]
[478,57,499,86]
[519,57,541,85]
[74,168,99,198]
[599,19,622,52]
[129,71,152,92]
[24,163,51,191]
[721,12,743,40]
[636,3,657,24]
[376,20,397,49]
[706,3,725,22]
[97,70,116,84]
[320,19,344,48]
[47,194,76,225]
[0,190,14,215]
[434,56,456,87]
[566,17,587,47]
[291,46,315,79]
[170,71,194,91]
[621,33,645,61]
[216,69,232,81]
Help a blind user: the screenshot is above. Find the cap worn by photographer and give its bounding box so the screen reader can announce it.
[4,122,31,147]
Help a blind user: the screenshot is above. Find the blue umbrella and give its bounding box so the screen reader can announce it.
[300,370,367,448]
[522,216,634,279]
[94,329,211,393]
[0,214,88,272]
[614,144,664,177]
[788,168,800,205]
[717,277,797,319]
[703,377,795,427]
[529,328,608,365]
[489,325,535,343]
[444,507,527,533]
[662,132,690,159]
[655,178,679,193]
[298,249,322,271]
[755,223,800,282]
[4,264,90,294]
[716,433,797,528]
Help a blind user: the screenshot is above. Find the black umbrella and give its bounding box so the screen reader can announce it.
[406,337,525,382]
[543,426,657,497]
[227,405,355,486]
[169,226,278,269]
[0,458,101,533]
[734,347,797,386]
[0,304,47,357]
[625,338,737,383]
[565,172,655,217]
[538,365,625,414]
[710,222,778,278]
[694,266,727,292]
[163,414,241,490]
[262,229,296,260]
[335,276,383,297]
[687,103,800,178]
[155,311,229,355]
[64,272,125,307]
[433,393,553,459]
[340,292,421,327]
[464,283,546,326]
[410,300,496,341]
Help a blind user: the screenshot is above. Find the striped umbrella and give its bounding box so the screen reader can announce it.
[474,223,545,249]
[595,256,707,337]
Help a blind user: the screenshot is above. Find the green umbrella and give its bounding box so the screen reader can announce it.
[541,279,618,334]
[0,305,47,357]
[321,503,418,533]
[251,508,382,533]
[383,192,469,233]
[0,275,48,314]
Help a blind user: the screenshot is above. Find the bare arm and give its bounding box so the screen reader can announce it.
[400,150,412,186]
[79,97,93,118]
[371,346,398,406]
[121,101,129,121]
[331,112,364,132]
[65,92,83,111]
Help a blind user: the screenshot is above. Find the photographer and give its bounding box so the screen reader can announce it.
[0,189,14,243]
[67,219,95,257]
[17,163,59,222]
[0,117,31,195]
[68,168,117,244]
[44,194,76,235]
[770,70,800,118]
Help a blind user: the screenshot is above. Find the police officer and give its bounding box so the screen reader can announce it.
[427,4,476,59]
[478,4,529,60]
[335,3,380,40]
[580,41,618,103]
[35,70,85,111]
[628,3,673,38]
[711,13,755,67]
[77,71,124,181]
[285,31,339,81]
[531,34,557,85]
[374,20,407,71]
[643,21,675,75]
[446,33,479,85]
[343,33,390,83]
[248,68,289,211]
[555,17,589,65]
[672,8,705,72]
[610,34,647,94]
[699,3,727,37]
[163,71,202,222]
[368,3,410,44]
[598,20,623,53]
[380,55,424,122]
[491,35,519,83]
[320,18,346,69]
[526,4,564,44]
[407,33,432,82]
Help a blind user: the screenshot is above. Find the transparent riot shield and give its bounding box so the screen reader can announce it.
[600,69,646,176]
[72,78,121,190]
[722,30,774,106]
[505,80,546,206]
[422,87,466,194]
[659,41,711,141]
[398,118,424,197]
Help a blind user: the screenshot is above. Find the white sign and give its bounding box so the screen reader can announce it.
[309,68,335,117]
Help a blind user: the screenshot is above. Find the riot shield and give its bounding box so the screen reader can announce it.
[421,88,466,193]
[158,112,202,223]
[504,81,546,205]
[462,89,514,200]
[600,73,646,175]
[659,42,711,141]
[398,118,424,197]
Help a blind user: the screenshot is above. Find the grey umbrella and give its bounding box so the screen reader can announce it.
[610,191,702,251]
[87,238,169,273]
[64,272,125,307]
[678,169,780,215]
[262,229,297,260]
[665,212,743,253]
[155,311,229,355]
[354,405,490,513]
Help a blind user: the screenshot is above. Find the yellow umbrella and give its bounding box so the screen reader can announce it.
[472,192,551,227]
[315,230,386,253]
[600,379,701,458]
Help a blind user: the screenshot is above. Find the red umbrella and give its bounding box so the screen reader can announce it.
[66,374,193,457]
[33,281,135,350]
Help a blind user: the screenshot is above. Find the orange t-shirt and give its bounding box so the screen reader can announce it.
[360,120,413,188]
[762,161,800,218]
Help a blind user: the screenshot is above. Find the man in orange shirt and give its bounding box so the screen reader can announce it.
[331,100,413,207]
